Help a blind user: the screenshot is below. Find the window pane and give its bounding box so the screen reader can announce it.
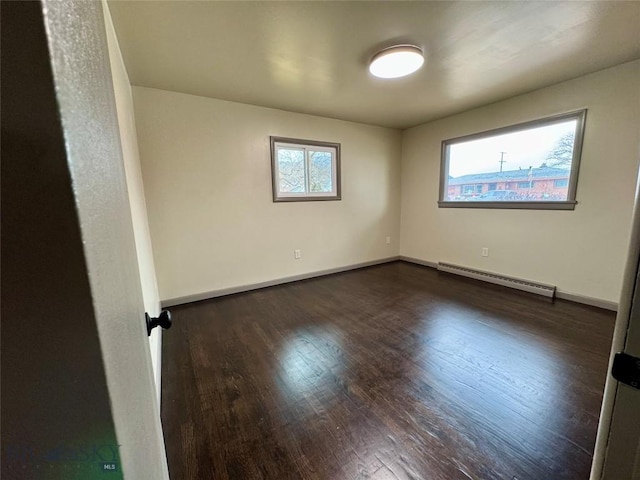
[277,148,305,193]
[308,151,333,193]
[444,117,579,203]
[270,137,341,202]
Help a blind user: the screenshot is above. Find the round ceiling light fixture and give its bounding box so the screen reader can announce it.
[369,45,424,79]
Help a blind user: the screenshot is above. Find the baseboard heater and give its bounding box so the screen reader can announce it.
[437,262,556,298]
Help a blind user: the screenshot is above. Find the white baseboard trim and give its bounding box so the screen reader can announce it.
[555,291,618,312]
[161,256,401,308]
[161,255,618,312]
[398,255,438,269]
[399,255,618,312]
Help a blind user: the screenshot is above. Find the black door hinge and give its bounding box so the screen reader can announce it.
[612,352,640,390]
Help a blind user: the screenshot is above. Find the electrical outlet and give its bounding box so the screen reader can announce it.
[481,247,489,257]
[386,236,391,245]
[294,249,301,259]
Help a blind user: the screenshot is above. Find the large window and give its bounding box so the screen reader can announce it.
[439,110,586,210]
[270,137,341,202]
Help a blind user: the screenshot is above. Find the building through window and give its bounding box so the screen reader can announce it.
[439,110,586,209]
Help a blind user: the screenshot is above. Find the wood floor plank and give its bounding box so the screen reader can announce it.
[161,261,615,480]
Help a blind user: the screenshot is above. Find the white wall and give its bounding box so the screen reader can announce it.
[104,3,163,403]
[133,87,402,303]
[400,60,640,304]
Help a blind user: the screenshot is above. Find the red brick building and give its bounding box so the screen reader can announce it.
[446,166,570,201]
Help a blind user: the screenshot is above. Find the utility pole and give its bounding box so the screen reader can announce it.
[499,152,507,172]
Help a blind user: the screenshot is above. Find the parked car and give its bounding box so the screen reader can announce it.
[477,190,519,201]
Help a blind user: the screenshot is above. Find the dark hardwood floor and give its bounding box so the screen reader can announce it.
[161,261,615,480]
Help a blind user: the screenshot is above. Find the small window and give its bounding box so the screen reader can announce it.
[462,184,482,196]
[439,110,586,210]
[270,137,340,202]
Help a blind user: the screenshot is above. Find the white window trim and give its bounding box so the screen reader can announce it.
[270,137,341,202]
[438,109,587,210]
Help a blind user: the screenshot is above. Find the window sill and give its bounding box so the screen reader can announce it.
[437,200,577,210]
[274,195,341,202]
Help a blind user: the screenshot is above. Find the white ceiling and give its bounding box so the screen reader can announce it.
[108,1,640,130]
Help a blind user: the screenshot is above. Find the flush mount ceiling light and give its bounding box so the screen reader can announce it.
[369,45,424,79]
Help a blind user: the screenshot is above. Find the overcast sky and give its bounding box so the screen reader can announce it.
[448,120,576,178]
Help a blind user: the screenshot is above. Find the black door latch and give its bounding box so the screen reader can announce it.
[612,352,640,390]
[146,310,172,336]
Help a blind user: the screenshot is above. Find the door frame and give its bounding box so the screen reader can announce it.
[590,168,640,478]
